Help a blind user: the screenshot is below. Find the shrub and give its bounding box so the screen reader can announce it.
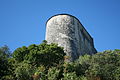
[86,50,120,80]
[14,61,35,80]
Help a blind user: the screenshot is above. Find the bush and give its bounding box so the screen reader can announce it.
[86,50,120,80]
[14,61,35,80]
[33,66,47,80]
[48,67,61,80]
[1,43,120,80]
[0,45,11,79]
[12,41,65,68]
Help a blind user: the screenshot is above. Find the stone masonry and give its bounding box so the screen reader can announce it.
[45,14,97,61]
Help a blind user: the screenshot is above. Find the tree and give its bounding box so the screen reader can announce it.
[0,45,11,79]
[14,61,35,80]
[12,41,65,67]
[12,40,66,79]
[86,50,120,80]
[2,41,120,80]
[12,46,28,62]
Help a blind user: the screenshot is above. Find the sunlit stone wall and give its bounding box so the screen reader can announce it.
[45,14,97,61]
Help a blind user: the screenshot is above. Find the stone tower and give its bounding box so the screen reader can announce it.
[45,14,97,61]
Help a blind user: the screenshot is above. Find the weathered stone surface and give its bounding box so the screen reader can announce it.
[45,14,97,61]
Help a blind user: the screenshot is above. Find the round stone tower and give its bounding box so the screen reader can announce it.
[45,14,97,61]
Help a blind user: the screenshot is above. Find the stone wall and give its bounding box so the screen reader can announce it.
[45,14,97,61]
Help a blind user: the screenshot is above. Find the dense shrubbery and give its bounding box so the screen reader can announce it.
[0,41,120,80]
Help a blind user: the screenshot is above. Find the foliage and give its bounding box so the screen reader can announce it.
[62,72,87,80]
[12,41,65,67]
[76,54,91,76]
[14,61,35,80]
[0,45,11,79]
[33,66,47,80]
[61,50,120,80]
[47,67,61,80]
[12,46,29,62]
[62,72,79,80]
[86,50,120,80]
[1,42,120,80]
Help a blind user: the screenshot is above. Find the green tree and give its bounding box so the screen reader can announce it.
[12,46,28,62]
[2,41,120,80]
[12,40,66,80]
[86,50,120,80]
[14,61,36,80]
[13,41,65,67]
[0,45,11,79]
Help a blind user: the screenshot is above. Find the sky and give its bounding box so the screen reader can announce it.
[0,0,120,52]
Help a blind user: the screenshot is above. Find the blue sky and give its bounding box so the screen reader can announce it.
[0,0,120,52]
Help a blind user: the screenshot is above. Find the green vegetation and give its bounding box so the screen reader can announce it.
[0,41,120,80]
